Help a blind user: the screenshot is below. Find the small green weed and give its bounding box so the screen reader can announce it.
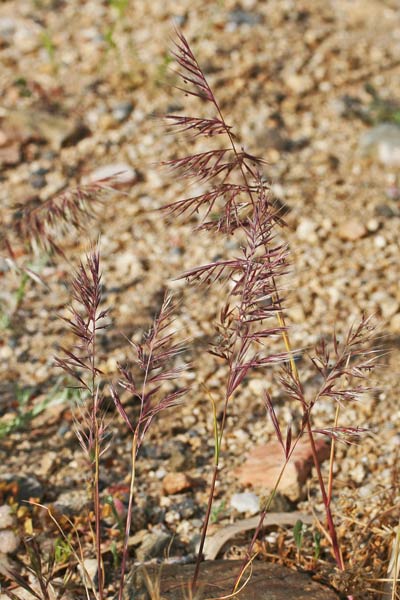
[210,500,227,524]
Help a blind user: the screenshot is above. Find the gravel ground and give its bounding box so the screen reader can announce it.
[0,1,399,598]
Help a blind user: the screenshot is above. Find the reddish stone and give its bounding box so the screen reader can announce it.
[235,438,330,501]
[0,141,20,166]
[162,472,194,495]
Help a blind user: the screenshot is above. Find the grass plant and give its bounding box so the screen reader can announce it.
[162,30,377,597]
[0,28,382,600]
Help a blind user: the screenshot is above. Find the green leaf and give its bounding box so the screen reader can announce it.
[313,530,321,560]
[293,519,305,550]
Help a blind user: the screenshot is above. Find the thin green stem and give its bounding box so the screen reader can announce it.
[118,432,138,600]
[191,465,219,593]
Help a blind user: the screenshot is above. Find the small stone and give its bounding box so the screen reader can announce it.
[155,467,166,480]
[385,186,400,201]
[337,220,367,241]
[13,21,43,54]
[390,313,400,333]
[163,472,194,495]
[165,510,181,524]
[78,558,98,590]
[0,345,13,360]
[230,492,260,515]
[235,439,330,501]
[112,101,134,122]
[0,530,19,554]
[0,17,16,43]
[350,463,366,484]
[375,204,395,218]
[36,451,57,477]
[366,218,380,232]
[380,297,399,319]
[114,251,142,279]
[86,163,137,188]
[30,173,47,189]
[296,218,318,243]
[0,142,20,167]
[135,527,171,561]
[374,235,386,249]
[227,10,262,26]
[0,506,15,529]
[286,73,314,95]
[54,489,90,515]
[359,123,400,167]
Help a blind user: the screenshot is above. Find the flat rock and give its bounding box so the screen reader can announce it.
[129,560,339,599]
[235,439,330,501]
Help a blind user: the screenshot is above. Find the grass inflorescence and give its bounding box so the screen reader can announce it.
[0,28,384,600]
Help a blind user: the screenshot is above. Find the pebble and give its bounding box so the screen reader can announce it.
[163,472,194,495]
[114,251,142,279]
[36,451,57,477]
[54,489,90,515]
[135,527,171,561]
[390,313,400,333]
[165,510,181,524]
[374,235,386,249]
[337,220,367,241]
[227,10,262,26]
[13,20,43,54]
[112,101,134,122]
[286,73,314,95]
[385,186,400,201]
[359,123,400,167]
[78,558,98,590]
[0,506,14,528]
[230,492,260,515]
[296,217,318,243]
[174,498,195,519]
[375,204,396,218]
[0,17,16,43]
[0,142,21,167]
[366,218,380,232]
[380,297,399,319]
[0,530,19,554]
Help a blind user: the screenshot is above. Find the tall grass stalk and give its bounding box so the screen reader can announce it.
[163,30,377,595]
[55,249,109,600]
[110,293,189,598]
